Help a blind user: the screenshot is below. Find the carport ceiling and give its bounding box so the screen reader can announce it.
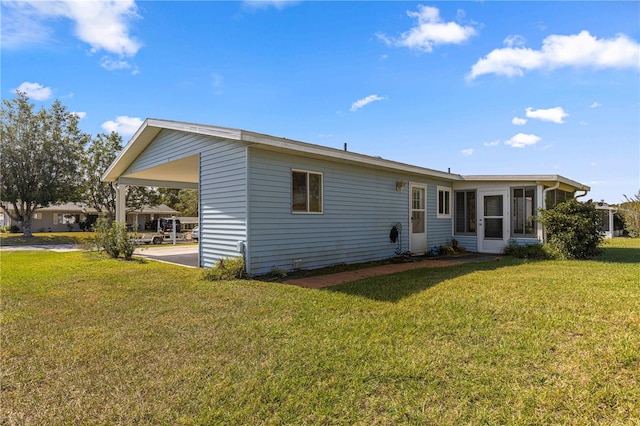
[123,154,199,184]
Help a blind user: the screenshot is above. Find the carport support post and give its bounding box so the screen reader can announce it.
[115,183,127,224]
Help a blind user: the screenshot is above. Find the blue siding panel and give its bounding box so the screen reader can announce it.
[246,148,454,275]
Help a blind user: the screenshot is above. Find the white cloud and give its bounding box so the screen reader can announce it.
[71,112,87,120]
[590,101,602,108]
[13,82,52,100]
[504,34,526,48]
[461,148,474,156]
[468,30,640,80]
[102,115,143,136]
[377,5,477,52]
[242,0,299,10]
[350,94,385,112]
[100,57,138,74]
[525,106,568,124]
[484,140,500,147]
[2,1,141,69]
[504,133,541,148]
[512,117,527,125]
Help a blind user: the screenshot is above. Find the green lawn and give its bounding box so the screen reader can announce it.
[0,232,95,246]
[2,239,639,425]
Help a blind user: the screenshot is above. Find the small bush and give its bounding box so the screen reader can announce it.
[537,199,604,259]
[94,217,137,260]
[503,240,551,260]
[202,257,246,281]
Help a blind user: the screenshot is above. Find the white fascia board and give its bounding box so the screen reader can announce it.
[462,174,590,191]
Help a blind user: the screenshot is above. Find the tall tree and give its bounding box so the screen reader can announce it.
[1,92,89,236]
[81,131,122,218]
[81,131,160,219]
[159,188,198,216]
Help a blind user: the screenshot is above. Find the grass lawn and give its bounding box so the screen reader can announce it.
[0,232,95,246]
[2,239,639,424]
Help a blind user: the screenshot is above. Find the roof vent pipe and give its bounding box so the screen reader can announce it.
[344,143,348,151]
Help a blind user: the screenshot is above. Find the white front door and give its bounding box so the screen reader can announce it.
[477,190,509,253]
[409,184,427,254]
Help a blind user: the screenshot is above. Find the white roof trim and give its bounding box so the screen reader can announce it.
[462,174,590,191]
[102,118,461,182]
[101,119,589,193]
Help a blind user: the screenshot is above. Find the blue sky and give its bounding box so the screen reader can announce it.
[2,1,639,203]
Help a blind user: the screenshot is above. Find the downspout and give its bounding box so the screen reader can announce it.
[542,181,560,210]
[574,189,588,199]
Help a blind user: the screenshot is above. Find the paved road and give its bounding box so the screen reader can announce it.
[1,243,199,268]
[134,245,199,268]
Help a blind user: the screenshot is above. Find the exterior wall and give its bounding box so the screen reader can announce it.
[246,148,453,276]
[126,129,248,268]
[426,182,454,250]
[34,212,75,232]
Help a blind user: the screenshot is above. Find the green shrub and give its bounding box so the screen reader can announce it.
[537,199,604,259]
[94,217,137,260]
[503,240,551,260]
[202,257,246,281]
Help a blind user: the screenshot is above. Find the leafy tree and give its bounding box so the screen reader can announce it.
[81,132,122,218]
[81,131,160,219]
[538,199,604,259]
[160,188,198,216]
[619,190,640,237]
[1,92,89,236]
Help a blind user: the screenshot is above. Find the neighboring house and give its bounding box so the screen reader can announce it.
[102,119,591,276]
[595,202,624,239]
[2,202,179,232]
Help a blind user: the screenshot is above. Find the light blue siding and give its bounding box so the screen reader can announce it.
[125,129,210,174]
[126,129,248,268]
[453,236,478,252]
[246,148,454,275]
[426,183,454,250]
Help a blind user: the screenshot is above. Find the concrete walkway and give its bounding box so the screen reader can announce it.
[285,254,499,289]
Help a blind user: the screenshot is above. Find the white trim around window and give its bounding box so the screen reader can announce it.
[291,169,323,214]
[437,186,452,219]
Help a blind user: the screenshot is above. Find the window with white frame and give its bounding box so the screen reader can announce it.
[292,170,323,213]
[437,186,452,218]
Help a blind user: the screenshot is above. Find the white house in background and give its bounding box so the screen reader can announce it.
[102,119,590,276]
[2,202,179,232]
[595,202,624,239]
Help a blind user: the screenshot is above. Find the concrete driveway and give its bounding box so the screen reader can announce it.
[134,244,199,268]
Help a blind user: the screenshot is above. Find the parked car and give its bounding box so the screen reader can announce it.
[191,225,199,241]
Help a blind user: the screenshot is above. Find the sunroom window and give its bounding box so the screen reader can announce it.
[512,186,536,236]
[455,190,476,234]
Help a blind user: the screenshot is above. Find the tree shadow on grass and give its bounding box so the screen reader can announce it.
[596,246,640,264]
[323,259,511,303]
